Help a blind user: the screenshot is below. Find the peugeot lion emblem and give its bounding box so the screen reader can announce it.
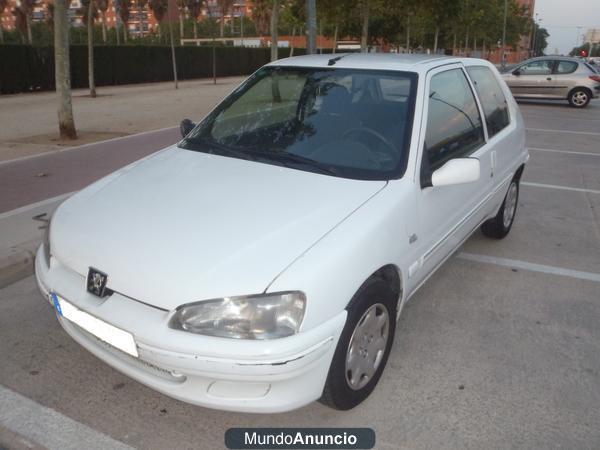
[87,267,108,297]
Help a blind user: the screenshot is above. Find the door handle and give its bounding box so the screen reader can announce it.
[546,77,552,81]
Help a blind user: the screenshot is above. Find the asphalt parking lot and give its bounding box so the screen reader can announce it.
[1,99,600,450]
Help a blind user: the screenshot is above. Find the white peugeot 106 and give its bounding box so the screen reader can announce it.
[36,54,528,413]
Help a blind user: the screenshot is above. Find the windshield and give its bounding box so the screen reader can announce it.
[179,66,417,180]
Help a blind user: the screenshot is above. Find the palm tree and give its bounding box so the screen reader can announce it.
[0,0,7,43]
[97,0,108,42]
[118,0,130,42]
[54,0,77,139]
[81,0,98,96]
[217,0,233,38]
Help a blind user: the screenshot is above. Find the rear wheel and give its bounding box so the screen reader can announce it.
[568,88,591,108]
[481,178,519,239]
[320,278,396,410]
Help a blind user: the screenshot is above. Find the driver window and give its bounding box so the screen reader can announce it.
[423,68,484,173]
[520,60,554,75]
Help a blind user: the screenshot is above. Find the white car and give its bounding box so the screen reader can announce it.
[36,54,528,413]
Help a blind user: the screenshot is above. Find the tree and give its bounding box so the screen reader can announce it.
[281,0,305,55]
[0,0,7,43]
[217,0,233,38]
[54,0,76,139]
[149,0,167,40]
[359,0,369,52]
[186,0,202,39]
[270,0,279,61]
[176,0,185,38]
[318,0,350,53]
[137,0,148,38]
[15,0,35,44]
[81,0,98,97]
[117,0,130,42]
[167,0,178,88]
[45,1,54,31]
[532,25,549,56]
[97,0,108,42]
[252,0,270,36]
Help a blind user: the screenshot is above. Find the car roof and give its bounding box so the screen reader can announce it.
[267,53,491,73]
[520,55,581,63]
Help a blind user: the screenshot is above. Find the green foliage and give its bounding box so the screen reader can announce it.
[532,24,549,56]
[0,0,539,52]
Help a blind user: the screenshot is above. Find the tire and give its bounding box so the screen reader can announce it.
[320,277,397,410]
[481,177,519,239]
[568,88,591,108]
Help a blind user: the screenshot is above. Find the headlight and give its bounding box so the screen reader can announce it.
[169,291,306,339]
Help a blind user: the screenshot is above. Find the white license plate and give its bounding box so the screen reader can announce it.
[51,292,138,358]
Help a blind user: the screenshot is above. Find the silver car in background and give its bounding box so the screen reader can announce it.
[502,56,600,108]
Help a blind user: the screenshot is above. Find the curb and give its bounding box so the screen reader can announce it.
[0,239,39,289]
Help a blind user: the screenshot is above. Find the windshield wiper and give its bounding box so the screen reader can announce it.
[184,136,259,161]
[248,150,340,176]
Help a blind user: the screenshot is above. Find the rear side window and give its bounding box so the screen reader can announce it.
[555,61,578,74]
[467,66,510,138]
[424,68,484,171]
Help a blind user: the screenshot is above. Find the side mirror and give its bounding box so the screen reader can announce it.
[431,158,480,187]
[180,119,196,138]
[512,68,521,76]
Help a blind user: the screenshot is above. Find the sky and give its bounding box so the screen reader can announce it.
[534,0,600,55]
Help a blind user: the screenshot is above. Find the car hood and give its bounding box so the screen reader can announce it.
[51,147,386,310]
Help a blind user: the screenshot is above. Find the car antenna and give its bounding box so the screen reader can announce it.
[328,55,346,66]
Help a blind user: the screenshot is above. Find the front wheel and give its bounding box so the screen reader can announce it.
[568,89,591,108]
[481,178,519,239]
[320,278,396,410]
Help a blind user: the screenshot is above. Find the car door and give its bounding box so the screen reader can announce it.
[505,60,557,98]
[553,60,579,98]
[407,64,493,291]
[466,64,517,215]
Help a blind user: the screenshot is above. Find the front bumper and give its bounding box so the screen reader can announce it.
[35,246,346,413]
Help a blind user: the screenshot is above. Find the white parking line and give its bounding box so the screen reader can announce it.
[529,147,600,157]
[458,253,600,283]
[0,192,75,220]
[521,182,600,195]
[0,384,134,450]
[526,127,600,137]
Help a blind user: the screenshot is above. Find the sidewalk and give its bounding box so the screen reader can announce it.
[0,76,246,163]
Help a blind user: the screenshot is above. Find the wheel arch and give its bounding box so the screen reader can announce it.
[514,163,526,181]
[346,264,403,312]
[567,85,592,100]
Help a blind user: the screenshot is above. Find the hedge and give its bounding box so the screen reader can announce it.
[0,45,311,95]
